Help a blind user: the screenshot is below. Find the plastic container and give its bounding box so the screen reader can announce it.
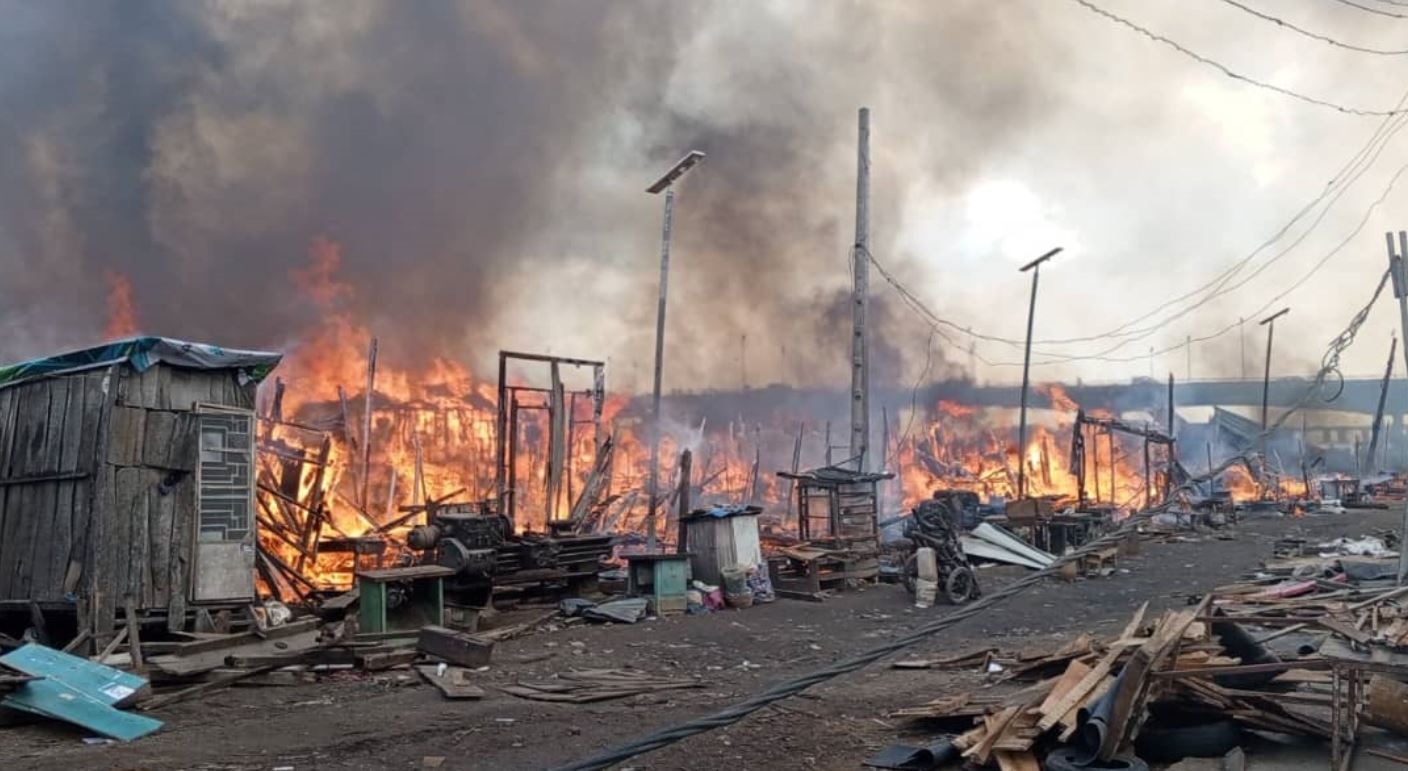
[720,564,749,595]
[914,578,937,608]
[725,590,754,609]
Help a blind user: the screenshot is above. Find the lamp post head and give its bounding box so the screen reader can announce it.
[1259,307,1290,326]
[647,151,706,194]
[1020,247,1062,273]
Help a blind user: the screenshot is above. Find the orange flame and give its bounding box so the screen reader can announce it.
[102,271,139,339]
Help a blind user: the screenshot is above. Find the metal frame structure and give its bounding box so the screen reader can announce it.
[493,350,605,530]
[1069,409,1176,510]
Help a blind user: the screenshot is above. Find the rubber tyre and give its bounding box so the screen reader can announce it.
[1044,747,1148,771]
[1133,719,1241,763]
[944,566,979,604]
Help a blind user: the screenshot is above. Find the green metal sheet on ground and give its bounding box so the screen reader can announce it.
[0,644,162,741]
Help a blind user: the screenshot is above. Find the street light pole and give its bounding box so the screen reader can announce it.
[644,151,705,553]
[1258,307,1290,481]
[1385,231,1408,584]
[1016,247,1062,500]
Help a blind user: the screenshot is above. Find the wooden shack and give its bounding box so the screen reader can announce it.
[0,337,281,640]
[772,466,894,591]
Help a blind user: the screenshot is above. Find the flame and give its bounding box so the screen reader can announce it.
[1038,383,1079,413]
[92,236,1174,597]
[102,271,139,339]
[895,393,1158,512]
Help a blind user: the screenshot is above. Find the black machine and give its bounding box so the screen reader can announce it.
[406,502,614,606]
[901,492,980,605]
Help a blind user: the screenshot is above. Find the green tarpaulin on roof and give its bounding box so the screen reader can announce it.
[0,336,282,391]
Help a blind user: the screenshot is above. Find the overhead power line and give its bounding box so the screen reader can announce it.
[1216,0,1408,54]
[870,152,1408,368]
[864,81,1408,363]
[1070,0,1408,115]
[1327,0,1408,19]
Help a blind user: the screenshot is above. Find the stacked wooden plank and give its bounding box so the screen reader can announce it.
[885,583,1408,768]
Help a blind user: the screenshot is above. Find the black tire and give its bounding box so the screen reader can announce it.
[901,553,917,595]
[944,566,978,604]
[1045,747,1148,771]
[1133,719,1241,763]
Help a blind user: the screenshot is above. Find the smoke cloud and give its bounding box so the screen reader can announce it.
[0,0,1403,390]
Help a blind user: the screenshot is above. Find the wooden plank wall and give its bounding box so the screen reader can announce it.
[0,370,111,604]
[0,363,257,636]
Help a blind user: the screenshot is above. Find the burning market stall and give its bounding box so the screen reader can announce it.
[254,348,618,611]
[771,466,893,597]
[0,337,281,645]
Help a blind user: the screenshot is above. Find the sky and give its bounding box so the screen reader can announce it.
[2,0,1408,392]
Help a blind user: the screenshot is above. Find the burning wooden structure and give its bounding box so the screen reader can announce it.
[253,348,619,607]
[771,466,893,594]
[1069,408,1177,510]
[0,337,281,640]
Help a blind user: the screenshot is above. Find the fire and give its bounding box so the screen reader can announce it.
[94,236,1179,598]
[1039,383,1079,413]
[895,393,1157,512]
[1222,462,1308,503]
[103,271,139,339]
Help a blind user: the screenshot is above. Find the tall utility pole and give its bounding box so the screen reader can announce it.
[1185,335,1192,381]
[1016,246,1062,499]
[1366,334,1397,478]
[1239,317,1247,379]
[849,107,871,472]
[643,150,705,553]
[1385,231,1408,584]
[1258,307,1290,466]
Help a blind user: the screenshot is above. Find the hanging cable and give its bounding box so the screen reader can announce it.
[867,151,1408,368]
[1326,0,1408,19]
[1069,0,1408,115]
[860,86,1408,354]
[1215,0,1408,54]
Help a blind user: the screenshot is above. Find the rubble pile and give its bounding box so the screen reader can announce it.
[878,531,1408,770]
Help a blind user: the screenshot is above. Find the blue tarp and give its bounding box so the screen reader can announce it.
[0,336,282,392]
[687,504,762,520]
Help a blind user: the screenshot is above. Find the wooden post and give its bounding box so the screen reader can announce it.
[1107,430,1116,504]
[124,598,144,674]
[1092,424,1102,504]
[1142,433,1151,510]
[360,337,378,511]
[676,449,692,554]
[787,423,804,524]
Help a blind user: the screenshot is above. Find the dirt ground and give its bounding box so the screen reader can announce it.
[7,509,1408,770]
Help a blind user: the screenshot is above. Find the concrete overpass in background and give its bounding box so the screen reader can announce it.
[656,377,1408,426]
[919,377,1408,417]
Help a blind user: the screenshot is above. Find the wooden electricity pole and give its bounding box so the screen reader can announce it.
[849,107,872,472]
[361,336,378,511]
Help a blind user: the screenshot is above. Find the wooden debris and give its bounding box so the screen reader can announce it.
[417,625,493,668]
[417,664,486,700]
[891,648,995,670]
